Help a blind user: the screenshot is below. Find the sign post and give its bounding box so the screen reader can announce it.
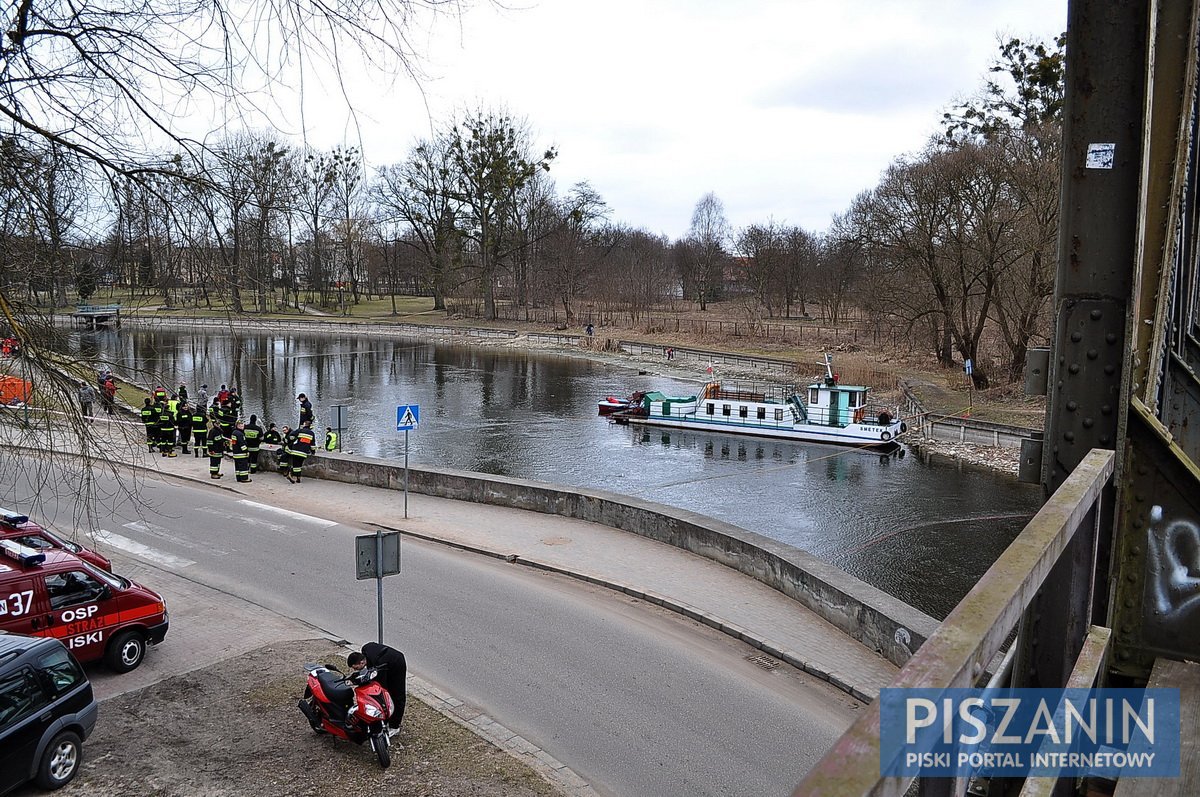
[395,404,420,518]
[355,530,401,644]
[330,405,349,452]
[964,359,974,418]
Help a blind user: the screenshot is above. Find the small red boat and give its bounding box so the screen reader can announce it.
[598,391,644,416]
[598,395,630,415]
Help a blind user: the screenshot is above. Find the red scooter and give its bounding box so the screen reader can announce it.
[297,662,395,768]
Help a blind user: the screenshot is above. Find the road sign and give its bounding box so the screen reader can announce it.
[330,404,349,430]
[355,531,401,580]
[396,404,420,431]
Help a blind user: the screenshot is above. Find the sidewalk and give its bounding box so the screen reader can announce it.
[110,423,898,701]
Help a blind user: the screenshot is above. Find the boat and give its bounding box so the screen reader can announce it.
[598,391,644,416]
[610,354,906,448]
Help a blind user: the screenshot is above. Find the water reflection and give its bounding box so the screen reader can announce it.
[61,327,1041,619]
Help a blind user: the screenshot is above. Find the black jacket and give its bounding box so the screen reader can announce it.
[362,642,407,689]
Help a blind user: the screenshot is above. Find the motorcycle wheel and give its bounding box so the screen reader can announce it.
[370,732,391,769]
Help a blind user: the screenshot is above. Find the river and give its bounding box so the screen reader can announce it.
[68,325,1042,619]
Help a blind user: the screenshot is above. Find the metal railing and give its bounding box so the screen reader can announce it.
[791,448,1115,797]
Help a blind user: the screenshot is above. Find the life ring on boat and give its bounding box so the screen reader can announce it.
[881,431,892,441]
[899,422,908,434]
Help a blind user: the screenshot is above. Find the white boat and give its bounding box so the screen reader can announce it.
[612,354,906,448]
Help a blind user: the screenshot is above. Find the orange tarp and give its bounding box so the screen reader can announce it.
[0,375,31,404]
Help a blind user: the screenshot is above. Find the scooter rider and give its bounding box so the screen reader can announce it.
[349,642,407,738]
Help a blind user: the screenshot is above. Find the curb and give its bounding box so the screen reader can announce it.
[328,641,600,797]
[369,523,878,704]
[406,674,599,796]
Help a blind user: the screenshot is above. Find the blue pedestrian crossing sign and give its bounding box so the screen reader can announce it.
[396,404,420,431]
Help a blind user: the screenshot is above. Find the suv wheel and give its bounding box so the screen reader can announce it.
[36,730,81,789]
[105,630,146,673]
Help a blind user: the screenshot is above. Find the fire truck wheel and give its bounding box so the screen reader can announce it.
[36,730,81,789]
[105,630,147,673]
[371,732,391,769]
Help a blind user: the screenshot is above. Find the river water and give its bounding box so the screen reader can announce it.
[69,326,1042,619]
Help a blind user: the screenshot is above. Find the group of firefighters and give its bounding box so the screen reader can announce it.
[137,384,331,484]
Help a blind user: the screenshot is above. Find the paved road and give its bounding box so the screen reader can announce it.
[2,460,861,797]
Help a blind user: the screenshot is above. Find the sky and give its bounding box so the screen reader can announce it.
[284,0,1067,241]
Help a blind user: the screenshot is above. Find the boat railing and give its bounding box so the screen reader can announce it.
[703,381,797,404]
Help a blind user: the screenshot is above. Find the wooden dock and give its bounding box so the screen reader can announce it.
[72,304,121,329]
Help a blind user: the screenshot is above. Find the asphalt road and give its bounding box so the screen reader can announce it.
[3,460,860,797]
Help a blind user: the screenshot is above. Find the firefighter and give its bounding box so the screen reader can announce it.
[262,423,281,446]
[278,426,296,475]
[206,420,226,479]
[285,424,315,483]
[139,398,156,452]
[218,400,236,437]
[156,399,177,457]
[229,420,251,483]
[229,387,244,416]
[176,402,193,455]
[324,427,338,451]
[190,404,208,458]
[178,383,188,405]
[297,393,314,427]
[244,414,263,474]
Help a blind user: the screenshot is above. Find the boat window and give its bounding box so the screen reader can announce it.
[739,406,748,418]
[722,404,731,416]
[775,409,784,421]
[706,403,714,415]
[849,392,862,408]
[809,388,819,404]
[757,407,766,420]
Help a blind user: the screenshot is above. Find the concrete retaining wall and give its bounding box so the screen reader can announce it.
[260,448,939,667]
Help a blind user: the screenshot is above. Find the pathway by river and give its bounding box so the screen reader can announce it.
[68,325,1042,619]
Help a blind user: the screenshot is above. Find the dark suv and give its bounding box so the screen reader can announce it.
[0,633,98,794]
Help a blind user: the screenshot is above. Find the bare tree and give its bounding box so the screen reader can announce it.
[542,181,609,323]
[686,192,729,310]
[372,134,462,312]
[736,221,786,317]
[327,146,364,310]
[446,108,556,320]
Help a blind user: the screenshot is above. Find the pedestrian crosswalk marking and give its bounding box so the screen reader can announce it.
[237,500,338,527]
[102,530,196,569]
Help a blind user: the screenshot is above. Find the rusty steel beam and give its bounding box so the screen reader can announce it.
[791,450,1114,797]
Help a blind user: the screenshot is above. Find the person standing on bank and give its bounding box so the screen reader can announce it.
[101,377,117,415]
[263,423,281,446]
[195,383,209,410]
[297,393,314,427]
[175,402,193,455]
[349,642,407,738]
[244,414,263,474]
[155,398,176,456]
[206,420,226,479]
[324,427,337,451]
[78,383,96,420]
[140,398,155,451]
[190,404,208,458]
[229,420,251,483]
